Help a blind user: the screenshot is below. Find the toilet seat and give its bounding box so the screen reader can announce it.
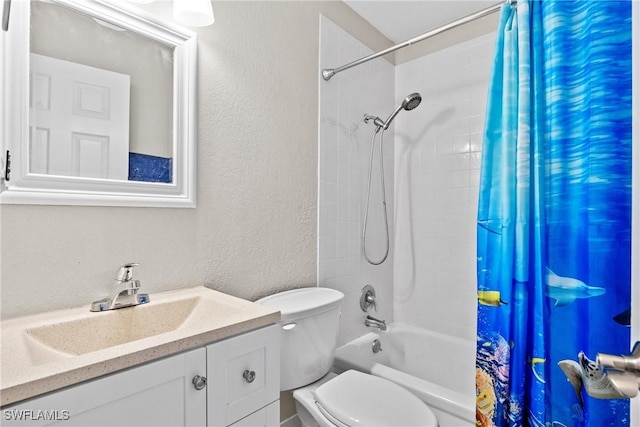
[312,370,438,427]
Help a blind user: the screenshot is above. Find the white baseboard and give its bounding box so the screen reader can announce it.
[281,414,301,427]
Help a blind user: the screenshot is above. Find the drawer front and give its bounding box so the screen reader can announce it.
[206,325,280,426]
[228,401,279,427]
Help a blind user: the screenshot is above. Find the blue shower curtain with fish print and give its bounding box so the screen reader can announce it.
[475,1,632,426]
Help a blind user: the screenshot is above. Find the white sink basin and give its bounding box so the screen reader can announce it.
[25,296,206,359]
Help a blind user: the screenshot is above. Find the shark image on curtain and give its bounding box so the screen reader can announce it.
[475,1,632,426]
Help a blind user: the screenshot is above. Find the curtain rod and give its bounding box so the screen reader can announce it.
[322,0,512,81]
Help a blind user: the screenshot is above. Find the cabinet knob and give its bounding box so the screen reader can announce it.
[242,370,256,383]
[192,375,207,390]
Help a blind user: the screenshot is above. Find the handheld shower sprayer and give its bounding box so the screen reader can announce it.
[364,92,422,130]
[362,92,422,265]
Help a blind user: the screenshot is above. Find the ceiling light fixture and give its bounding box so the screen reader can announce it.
[173,0,214,27]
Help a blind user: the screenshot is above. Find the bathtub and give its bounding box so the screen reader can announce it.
[333,322,475,427]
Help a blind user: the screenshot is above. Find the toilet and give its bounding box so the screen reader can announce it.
[256,287,438,427]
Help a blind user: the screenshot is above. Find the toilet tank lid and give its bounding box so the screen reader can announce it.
[255,287,344,322]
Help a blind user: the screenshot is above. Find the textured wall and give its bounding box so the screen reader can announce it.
[0,1,392,320]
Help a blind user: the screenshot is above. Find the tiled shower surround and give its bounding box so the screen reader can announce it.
[318,16,395,346]
[394,33,495,342]
[319,15,495,346]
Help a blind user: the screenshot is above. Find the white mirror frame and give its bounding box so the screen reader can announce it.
[0,0,197,208]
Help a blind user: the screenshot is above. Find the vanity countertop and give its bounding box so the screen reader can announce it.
[0,286,280,407]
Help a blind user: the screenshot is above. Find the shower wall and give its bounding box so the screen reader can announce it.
[318,16,395,346]
[318,17,495,346]
[394,32,496,342]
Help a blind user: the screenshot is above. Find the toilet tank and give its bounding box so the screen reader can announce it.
[256,287,344,391]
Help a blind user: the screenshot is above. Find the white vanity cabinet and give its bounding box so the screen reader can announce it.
[2,325,280,427]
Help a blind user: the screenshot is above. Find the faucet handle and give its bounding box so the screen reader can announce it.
[360,285,377,312]
[597,341,640,375]
[366,294,377,312]
[116,263,140,282]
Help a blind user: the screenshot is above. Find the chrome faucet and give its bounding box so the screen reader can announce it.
[90,263,150,312]
[596,342,640,398]
[360,285,378,312]
[365,315,387,331]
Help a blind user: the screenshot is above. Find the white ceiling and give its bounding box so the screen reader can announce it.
[343,0,497,44]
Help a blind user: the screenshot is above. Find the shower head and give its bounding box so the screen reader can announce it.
[402,93,422,111]
[365,92,422,130]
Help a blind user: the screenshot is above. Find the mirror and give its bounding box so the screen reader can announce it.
[30,1,174,183]
[0,0,197,207]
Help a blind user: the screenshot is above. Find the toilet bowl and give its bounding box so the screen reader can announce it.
[256,288,438,427]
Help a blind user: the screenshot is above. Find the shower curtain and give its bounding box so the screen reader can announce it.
[475,1,632,426]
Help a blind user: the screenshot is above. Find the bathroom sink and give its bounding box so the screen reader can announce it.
[1,286,280,407]
[25,297,204,357]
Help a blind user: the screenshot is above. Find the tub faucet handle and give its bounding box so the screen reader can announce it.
[360,285,378,312]
[360,285,378,313]
[366,294,377,312]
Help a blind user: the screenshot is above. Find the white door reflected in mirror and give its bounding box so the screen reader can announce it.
[30,54,130,180]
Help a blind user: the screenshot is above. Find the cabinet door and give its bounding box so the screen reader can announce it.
[228,401,279,427]
[206,325,280,426]
[3,348,207,427]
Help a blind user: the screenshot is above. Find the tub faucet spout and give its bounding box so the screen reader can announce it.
[365,315,387,331]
